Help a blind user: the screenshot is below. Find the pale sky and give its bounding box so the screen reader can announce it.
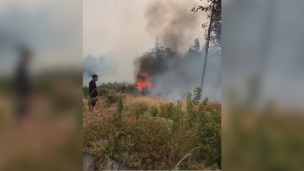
[83,0,208,82]
[0,0,208,80]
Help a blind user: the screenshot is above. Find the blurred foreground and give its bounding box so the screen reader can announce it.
[0,0,82,170]
[0,70,83,171]
[223,0,304,171]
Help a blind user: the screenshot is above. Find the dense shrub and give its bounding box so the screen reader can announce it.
[83,85,221,170]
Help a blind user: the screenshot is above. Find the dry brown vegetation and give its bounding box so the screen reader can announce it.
[83,86,221,170]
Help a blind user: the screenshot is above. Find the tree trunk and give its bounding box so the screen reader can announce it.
[201,4,215,97]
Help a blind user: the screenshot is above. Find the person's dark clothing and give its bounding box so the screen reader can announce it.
[89,80,98,107]
[91,101,97,108]
[17,65,30,95]
[89,80,98,97]
[16,64,31,119]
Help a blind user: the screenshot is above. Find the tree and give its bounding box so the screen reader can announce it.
[186,39,201,57]
[192,0,221,47]
[193,38,201,52]
[150,38,165,57]
[186,47,196,57]
[192,0,221,97]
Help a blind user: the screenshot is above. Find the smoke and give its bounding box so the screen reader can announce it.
[131,1,222,101]
[134,44,221,101]
[83,0,220,101]
[223,0,304,110]
[145,1,203,53]
[83,54,116,86]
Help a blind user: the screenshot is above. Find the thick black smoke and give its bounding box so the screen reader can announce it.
[135,1,221,101]
[134,41,221,101]
[145,1,201,52]
[134,48,179,88]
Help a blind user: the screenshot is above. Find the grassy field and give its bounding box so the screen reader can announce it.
[83,84,221,170]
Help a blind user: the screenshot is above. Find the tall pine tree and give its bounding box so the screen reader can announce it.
[186,39,201,57]
[150,38,165,57]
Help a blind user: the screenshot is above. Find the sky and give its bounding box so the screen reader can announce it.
[83,0,208,83]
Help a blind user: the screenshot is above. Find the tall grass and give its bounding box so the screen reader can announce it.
[83,84,221,170]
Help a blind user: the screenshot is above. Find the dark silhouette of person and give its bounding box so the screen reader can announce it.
[15,48,31,122]
[89,74,98,110]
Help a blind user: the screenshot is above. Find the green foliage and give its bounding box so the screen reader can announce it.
[159,102,174,118]
[185,88,221,169]
[186,39,202,58]
[117,96,124,114]
[198,108,221,168]
[193,87,202,105]
[192,0,221,47]
[83,85,221,170]
[135,107,140,120]
[159,102,183,122]
[150,106,158,117]
[186,92,194,115]
[202,97,209,106]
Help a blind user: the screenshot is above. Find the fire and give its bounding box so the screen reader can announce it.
[136,73,152,91]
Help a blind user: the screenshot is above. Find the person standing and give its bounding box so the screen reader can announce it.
[16,48,32,124]
[89,74,98,111]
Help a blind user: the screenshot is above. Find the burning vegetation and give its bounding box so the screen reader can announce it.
[136,73,152,93]
[134,38,173,95]
[134,38,220,100]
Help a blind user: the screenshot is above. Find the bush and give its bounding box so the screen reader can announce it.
[150,106,158,117]
[83,84,221,170]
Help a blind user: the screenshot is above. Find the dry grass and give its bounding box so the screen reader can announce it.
[124,94,187,111]
[83,89,221,170]
[83,94,187,119]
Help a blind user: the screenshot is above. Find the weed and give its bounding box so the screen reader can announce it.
[83,84,221,170]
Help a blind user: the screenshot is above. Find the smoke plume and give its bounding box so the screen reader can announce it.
[83,54,116,86]
[83,0,221,101]
[133,1,221,101]
[134,46,221,101]
[145,1,202,53]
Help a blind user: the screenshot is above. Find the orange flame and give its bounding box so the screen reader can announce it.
[136,73,152,91]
